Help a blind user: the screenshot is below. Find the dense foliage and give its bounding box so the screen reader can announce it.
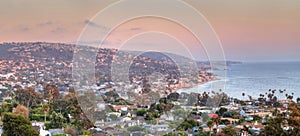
[3,113,39,136]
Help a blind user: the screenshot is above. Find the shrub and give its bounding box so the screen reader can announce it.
[30,114,50,121]
[136,110,147,116]
[3,113,39,136]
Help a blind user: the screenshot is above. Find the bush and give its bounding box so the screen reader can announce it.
[177,119,200,131]
[64,126,78,136]
[31,107,44,114]
[30,114,50,121]
[136,110,147,116]
[49,111,67,129]
[44,122,51,130]
[252,115,262,121]
[222,126,237,136]
[3,113,39,136]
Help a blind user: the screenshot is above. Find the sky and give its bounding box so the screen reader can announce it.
[0,0,300,62]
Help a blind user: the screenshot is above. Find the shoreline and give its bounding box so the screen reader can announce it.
[175,79,221,93]
[175,77,221,94]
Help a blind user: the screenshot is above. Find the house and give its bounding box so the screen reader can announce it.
[114,133,130,136]
[160,113,175,121]
[279,100,294,108]
[32,122,51,136]
[108,112,121,117]
[103,126,115,132]
[97,103,105,111]
[121,106,128,111]
[95,120,105,127]
[246,111,272,117]
[90,128,107,136]
[123,120,139,127]
[121,117,132,122]
[240,109,246,116]
[128,105,137,110]
[48,129,64,136]
[113,105,122,111]
[126,111,137,118]
[195,106,213,114]
[144,124,169,133]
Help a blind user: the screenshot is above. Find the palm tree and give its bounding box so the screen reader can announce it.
[279,89,284,100]
[279,89,283,93]
[273,96,278,102]
[272,89,276,94]
[207,120,214,136]
[242,93,245,100]
[248,95,253,101]
[213,117,221,133]
[272,108,279,116]
[268,93,273,101]
[152,111,160,125]
[288,95,293,100]
[42,104,49,122]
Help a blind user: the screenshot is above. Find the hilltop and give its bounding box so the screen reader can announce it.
[0,42,215,95]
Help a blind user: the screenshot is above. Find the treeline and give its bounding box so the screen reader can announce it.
[0,84,93,136]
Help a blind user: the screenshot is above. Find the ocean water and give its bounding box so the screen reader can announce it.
[178,62,300,100]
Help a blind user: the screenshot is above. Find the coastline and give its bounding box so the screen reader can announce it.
[176,62,300,101]
[175,76,221,94]
[176,78,221,94]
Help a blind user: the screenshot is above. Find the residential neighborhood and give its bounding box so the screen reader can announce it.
[0,43,299,136]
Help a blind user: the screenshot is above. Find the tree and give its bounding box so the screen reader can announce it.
[222,126,237,136]
[137,109,147,116]
[177,119,199,131]
[260,104,300,135]
[206,120,214,135]
[3,113,39,136]
[44,84,60,101]
[1,102,14,113]
[167,93,180,100]
[13,104,29,117]
[42,104,50,122]
[173,107,187,120]
[49,98,68,114]
[152,111,161,125]
[144,113,153,121]
[287,103,300,134]
[104,90,119,102]
[64,91,94,130]
[217,108,228,116]
[259,117,287,135]
[213,117,221,131]
[15,87,41,108]
[109,114,118,121]
[242,93,245,100]
[49,111,66,128]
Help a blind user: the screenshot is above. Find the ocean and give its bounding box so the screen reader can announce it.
[178,61,300,100]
